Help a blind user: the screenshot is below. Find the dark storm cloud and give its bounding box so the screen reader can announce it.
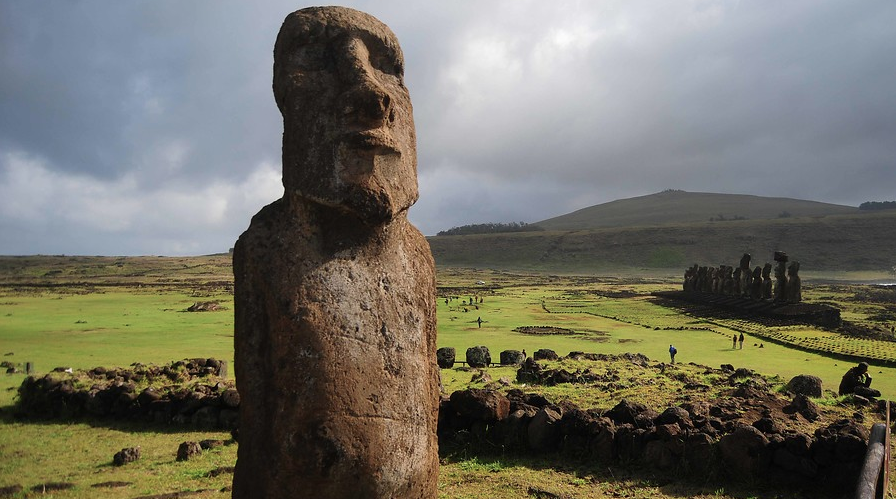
[1,1,894,254]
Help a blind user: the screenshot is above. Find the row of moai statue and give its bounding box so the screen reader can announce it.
[683,252,801,303]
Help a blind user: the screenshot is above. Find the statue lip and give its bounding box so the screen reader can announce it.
[341,129,400,155]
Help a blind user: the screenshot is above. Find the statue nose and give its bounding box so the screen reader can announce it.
[340,40,394,126]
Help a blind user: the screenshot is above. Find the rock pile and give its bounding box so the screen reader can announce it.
[15,358,237,429]
[438,388,868,493]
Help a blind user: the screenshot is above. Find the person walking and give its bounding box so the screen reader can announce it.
[732,334,737,349]
[669,344,677,364]
[738,333,745,349]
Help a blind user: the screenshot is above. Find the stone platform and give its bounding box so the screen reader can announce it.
[653,291,841,329]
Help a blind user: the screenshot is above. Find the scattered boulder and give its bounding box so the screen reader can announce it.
[436,347,456,369]
[176,441,202,462]
[516,357,543,384]
[112,447,141,466]
[783,394,820,421]
[533,349,558,361]
[199,439,225,450]
[499,350,525,366]
[466,346,491,368]
[787,375,823,397]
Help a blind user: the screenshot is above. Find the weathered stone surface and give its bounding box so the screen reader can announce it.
[533,348,558,361]
[719,425,771,477]
[449,389,509,422]
[232,7,437,498]
[783,394,820,421]
[644,440,676,470]
[499,350,525,366]
[176,441,202,462]
[191,406,219,429]
[528,406,562,451]
[436,347,456,368]
[465,346,491,368]
[655,406,691,427]
[605,399,652,426]
[752,417,780,435]
[112,447,141,466]
[787,374,822,397]
[220,388,240,408]
[590,426,617,462]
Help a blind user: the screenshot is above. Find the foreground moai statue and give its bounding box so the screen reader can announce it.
[232,7,438,498]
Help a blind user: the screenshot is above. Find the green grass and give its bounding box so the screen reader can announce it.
[0,419,234,498]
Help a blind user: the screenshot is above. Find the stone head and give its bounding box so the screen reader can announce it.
[273,7,417,225]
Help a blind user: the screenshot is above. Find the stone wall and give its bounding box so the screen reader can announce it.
[14,358,238,430]
[438,388,868,495]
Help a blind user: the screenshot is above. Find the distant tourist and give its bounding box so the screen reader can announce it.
[669,344,677,364]
[738,333,744,349]
[838,362,882,398]
[476,317,482,328]
[732,334,737,349]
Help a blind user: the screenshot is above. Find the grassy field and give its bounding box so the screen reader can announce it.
[435,269,896,401]
[1,258,895,498]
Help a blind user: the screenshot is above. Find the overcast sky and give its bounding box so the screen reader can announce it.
[1,1,894,255]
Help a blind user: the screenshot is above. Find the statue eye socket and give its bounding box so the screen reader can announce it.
[292,43,329,71]
[371,53,403,78]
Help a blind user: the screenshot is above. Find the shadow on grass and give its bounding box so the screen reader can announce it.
[0,402,232,436]
[438,441,822,499]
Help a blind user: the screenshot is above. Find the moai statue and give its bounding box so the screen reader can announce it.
[787,261,802,303]
[697,266,708,292]
[232,7,438,498]
[750,266,763,300]
[773,251,788,302]
[733,267,742,296]
[722,266,736,295]
[739,253,752,297]
[761,263,773,299]
[711,267,720,294]
[683,264,698,291]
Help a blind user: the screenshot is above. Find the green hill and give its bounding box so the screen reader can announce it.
[428,192,895,274]
[534,190,859,231]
